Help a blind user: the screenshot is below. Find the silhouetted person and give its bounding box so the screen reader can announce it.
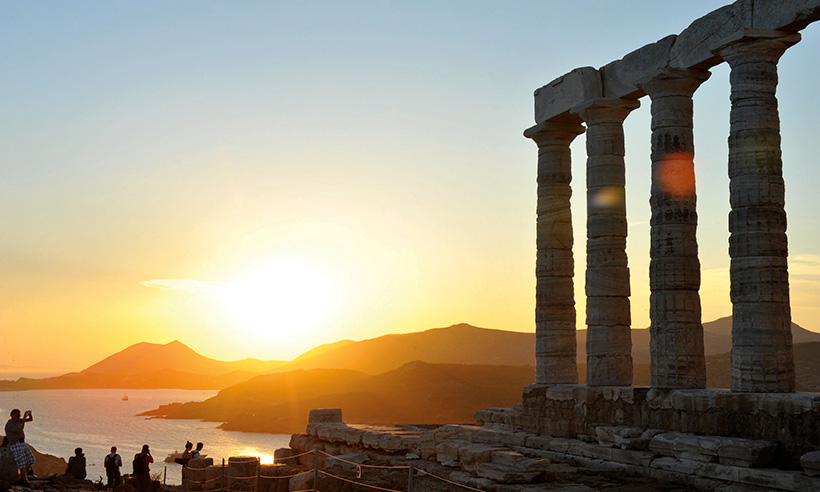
[176,441,192,483]
[4,409,34,485]
[66,447,86,480]
[191,442,204,460]
[132,444,153,492]
[0,437,18,483]
[104,446,122,490]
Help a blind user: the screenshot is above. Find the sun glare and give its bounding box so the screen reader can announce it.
[216,262,337,344]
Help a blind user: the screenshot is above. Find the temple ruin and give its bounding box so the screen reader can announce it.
[291,2,820,490]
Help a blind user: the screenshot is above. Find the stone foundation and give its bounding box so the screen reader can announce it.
[512,385,820,467]
[295,408,820,492]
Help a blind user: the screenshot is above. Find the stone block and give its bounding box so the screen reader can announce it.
[548,438,572,453]
[475,462,542,484]
[673,434,722,462]
[736,467,798,490]
[649,432,685,456]
[458,444,503,473]
[289,472,312,492]
[752,0,820,31]
[601,36,677,99]
[490,449,549,472]
[524,435,552,450]
[436,440,469,467]
[800,450,820,476]
[794,471,820,492]
[272,448,292,465]
[718,438,777,467]
[432,425,475,443]
[324,452,369,474]
[626,429,664,450]
[534,67,602,124]
[671,2,751,68]
[596,426,643,447]
[609,448,655,467]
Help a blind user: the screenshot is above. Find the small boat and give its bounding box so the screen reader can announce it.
[122,394,129,401]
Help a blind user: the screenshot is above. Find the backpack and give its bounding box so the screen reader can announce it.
[105,454,118,471]
[132,453,148,475]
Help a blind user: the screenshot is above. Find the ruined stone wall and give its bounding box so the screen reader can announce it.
[512,386,820,467]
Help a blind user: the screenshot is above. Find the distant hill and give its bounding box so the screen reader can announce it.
[703,341,820,391]
[140,361,535,433]
[576,316,820,364]
[0,341,286,391]
[5,318,817,392]
[275,323,535,374]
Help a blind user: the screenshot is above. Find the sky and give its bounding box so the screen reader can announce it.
[2,1,819,374]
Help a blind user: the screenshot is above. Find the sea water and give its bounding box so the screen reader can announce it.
[0,389,292,485]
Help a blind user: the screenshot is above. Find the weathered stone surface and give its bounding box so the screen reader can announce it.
[436,440,469,467]
[532,67,601,124]
[272,448,292,464]
[649,432,685,456]
[288,472,313,492]
[458,444,505,473]
[528,118,585,386]
[595,426,643,447]
[324,452,369,473]
[718,438,776,467]
[712,30,799,393]
[227,457,258,492]
[601,36,677,99]
[800,450,820,476]
[474,462,542,484]
[490,449,549,472]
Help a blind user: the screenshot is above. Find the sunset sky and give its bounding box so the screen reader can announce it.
[2,1,819,375]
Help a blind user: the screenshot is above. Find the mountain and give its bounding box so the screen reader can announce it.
[82,340,285,376]
[575,316,820,364]
[140,361,535,433]
[273,323,535,374]
[0,341,286,391]
[703,341,820,391]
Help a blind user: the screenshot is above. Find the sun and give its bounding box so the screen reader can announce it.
[215,262,337,343]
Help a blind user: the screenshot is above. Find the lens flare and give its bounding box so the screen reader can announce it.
[591,187,625,209]
[656,151,696,198]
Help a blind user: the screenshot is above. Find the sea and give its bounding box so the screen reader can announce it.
[0,389,292,485]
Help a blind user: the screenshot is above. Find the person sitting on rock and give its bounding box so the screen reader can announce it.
[0,437,19,483]
[66,447,86,480]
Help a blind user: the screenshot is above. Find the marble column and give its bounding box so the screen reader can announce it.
[572,98,639,386]
[525,117,585,385]
[639,69,710,389]
[713,30,800,393]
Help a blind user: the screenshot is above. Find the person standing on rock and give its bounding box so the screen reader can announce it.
[104,446,122,490]
[132,444,153,492]
[4,409,35,486]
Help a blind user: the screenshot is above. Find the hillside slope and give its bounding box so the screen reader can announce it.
[141,362,534,433]
[277,323,535,374]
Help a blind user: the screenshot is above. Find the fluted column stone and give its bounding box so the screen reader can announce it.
[572,98,639,387]
[639,69,710,389]
[525,117,585,385]
[713,29,800,393]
